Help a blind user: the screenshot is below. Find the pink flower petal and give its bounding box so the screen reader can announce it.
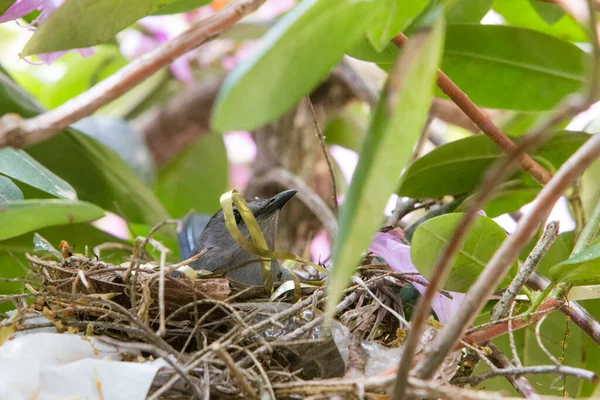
[36,47,94,64]
[0,0,42,23]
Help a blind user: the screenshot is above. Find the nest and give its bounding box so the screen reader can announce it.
[5,250,506,400]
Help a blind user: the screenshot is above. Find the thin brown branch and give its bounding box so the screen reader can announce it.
[392,33,552,186]
[305,96,339,215]
[213,344,256,398]
[414,132,600,381]
[0,0,267,148]
[487,344,539,398]
[453,364,596,387]
[491,221,560,321]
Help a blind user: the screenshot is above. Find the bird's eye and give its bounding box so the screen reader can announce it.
[233,209,242,224]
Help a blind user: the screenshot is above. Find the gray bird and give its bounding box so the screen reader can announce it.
[177,190,297,286]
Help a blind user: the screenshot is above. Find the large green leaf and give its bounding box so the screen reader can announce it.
[411,213,518,292]
[398,131,590,198]
[26,132,169,225]
[533,231,574,277]
[0,69,169,225]
[494,0,587,42]
[0,176,23,202]
[0,148,76,200]
[446,0,494,23]
[457,180,539,218]
[349,24,588,111]
[0,0,12,14]
[327,11,445,314]
[528,0,565,25]
[0,200,105,241]
[323,103,369,151]
[550,242,600,286]
[22,0,176,55]
[367,0,428,51]
[212,0,378,132]
[437,24,587,110]
[154,134,228,217]
[153,0,211,14]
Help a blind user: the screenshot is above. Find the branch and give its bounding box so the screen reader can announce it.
[528,272,600,346]
[0,0,267,148]
[392,33,553,186]
[491,221,560,320]
[453,364,597,386]
[414,132,600,381]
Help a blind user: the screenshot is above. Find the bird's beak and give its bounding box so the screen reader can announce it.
[265,189,297,214]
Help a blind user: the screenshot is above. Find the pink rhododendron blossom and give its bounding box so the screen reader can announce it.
[368,232,465,324]
[0,0,95,63]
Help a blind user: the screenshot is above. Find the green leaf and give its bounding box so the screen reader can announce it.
[349,24,588,111]
[528,0,565,25]
[0,148,76,200]
[152,0,211,14]
[441,24,588,111]
[40,46,128,109]
[327,11,445,314]
[367,0,428,51]
[534,231,575,277]
[0,0,12,14]
[550,242,600,286]
[411,213,518,292]
[0,176,23,202]
[581,157,600,220]
[130,222,180,261]
[154,134,228,217]
[0,68,169,225]
[323,103,369,151]
[26,131,169,225]
[446,0,494,23]
[480,312,585,396]
[22,0,175,55]
[0,200,105,241]
[346,36,399,67]
[398,131,590,198]
[458,180,539,218]
[494,0,586,42]
[212,0,378,132]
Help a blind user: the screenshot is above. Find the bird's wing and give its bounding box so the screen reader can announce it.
[177,213,212,260]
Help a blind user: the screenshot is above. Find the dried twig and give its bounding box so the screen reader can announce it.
[491,221,560,320]
[213,343,256,398]
[453,364,596,387]
[305,96,339,215]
